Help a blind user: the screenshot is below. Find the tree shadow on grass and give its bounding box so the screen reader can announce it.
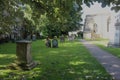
[0,54,15,69]
[32,42,113,80]
[0,41,113,80]
[0,42,16,68]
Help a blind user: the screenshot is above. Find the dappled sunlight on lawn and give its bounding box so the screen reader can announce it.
[0,40,113,80]
[49,50,59,54]
[31,40,113,79]
[0,43,16,54]
[90,39,109,46]
[0,54,15,65]
[0,54,15,58]
[69,61,86,65]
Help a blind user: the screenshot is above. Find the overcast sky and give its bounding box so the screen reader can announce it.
[81,2,114,23]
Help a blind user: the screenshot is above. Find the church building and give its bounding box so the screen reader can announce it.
[83,13,110,39]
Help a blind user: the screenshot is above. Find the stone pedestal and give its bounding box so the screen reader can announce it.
[13,40,37,70]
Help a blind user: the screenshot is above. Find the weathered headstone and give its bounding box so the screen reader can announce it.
[11,34,15,42]
[45,38,51,48]
[32,34,36,41]
[10,40,37,70]
[60,35,65,42]
[52,37,58,48]
[26,35,31,40]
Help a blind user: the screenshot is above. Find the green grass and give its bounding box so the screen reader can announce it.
[0,40,113,80]
[91,40,120,58]
[85,38,108,41]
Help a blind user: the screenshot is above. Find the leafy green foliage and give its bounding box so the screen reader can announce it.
[0,0,120,35]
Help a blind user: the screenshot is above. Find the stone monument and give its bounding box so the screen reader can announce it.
[108,11,120,47]
[10,40,37,70]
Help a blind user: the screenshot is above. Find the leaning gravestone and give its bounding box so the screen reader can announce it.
[10,40,37,70]
[45,39,51,48]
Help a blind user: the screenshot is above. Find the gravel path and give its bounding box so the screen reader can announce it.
[81,40,120,80]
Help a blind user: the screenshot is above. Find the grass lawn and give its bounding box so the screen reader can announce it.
[0,39,113,80]
[90,39,120,58]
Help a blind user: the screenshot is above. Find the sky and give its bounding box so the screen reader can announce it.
[81,2,114,23]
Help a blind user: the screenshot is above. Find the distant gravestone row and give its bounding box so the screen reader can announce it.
[45,36,58,48]
[26,34,36,41]
[45,34,78,48]
[10,34,77,70]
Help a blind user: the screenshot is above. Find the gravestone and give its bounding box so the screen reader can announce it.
[26,35,31,40]
[60,35,65,42]
[10,40,37,70]
[45,39,51,48]
[52,37,58,48]
[11,34,16,43]
[32,34,36,41]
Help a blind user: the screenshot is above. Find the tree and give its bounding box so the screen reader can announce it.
[0,0,120,38]
[0,0,19,34]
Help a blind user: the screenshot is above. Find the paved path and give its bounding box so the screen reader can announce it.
[80,40,120,80]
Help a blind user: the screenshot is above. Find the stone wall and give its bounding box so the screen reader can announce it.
[83,13,110,39]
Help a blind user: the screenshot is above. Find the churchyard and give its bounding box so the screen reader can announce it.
[0,39,113,80]
[1,0,120,80]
